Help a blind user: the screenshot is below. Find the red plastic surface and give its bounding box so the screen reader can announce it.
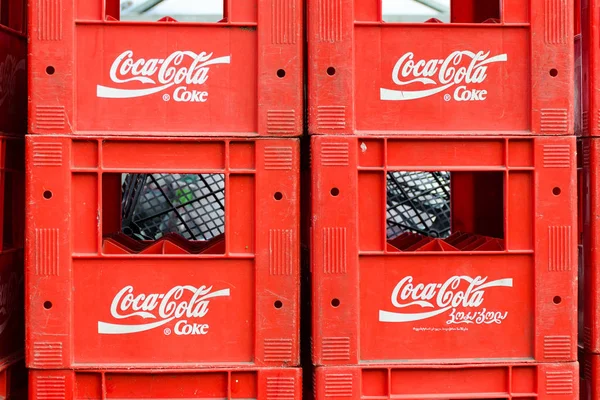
[576,0,582,35]
[25,136,300,368]
[311,135,577,365]
[580,138,600,353]
[581,0,600,136]
[0,249,23,362]
[576,33,583,137]
[578,140,585,348]
[29,367,301,400]
[0,0,27,383]
[28,1,302,137]
[0,359,27,400]
[315,363,579,400]
[0,0,26,137]
[0,136,24,368]
[581,351,600,400]
[308,0,573,136]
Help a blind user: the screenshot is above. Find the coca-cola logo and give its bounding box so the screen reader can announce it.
[379,275,512,325]
[0,54,25,110]
[98,285,230,336]
[380,50,507,102]
[0,272,20,335]
[96,50,230,102]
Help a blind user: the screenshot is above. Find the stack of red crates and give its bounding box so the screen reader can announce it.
[25,1,303,399]
[579,0,600,398]
[308,0,579,399]
[0,0,27,397]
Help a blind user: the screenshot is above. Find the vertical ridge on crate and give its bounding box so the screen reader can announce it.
[255,140,300,366]
[311,136,358,365]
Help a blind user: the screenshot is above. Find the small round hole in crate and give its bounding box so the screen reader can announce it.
[331,298,340,307]
[277,69,286,78]
[274,300,283,309]
[43,301,53,309]
[43,190,53,199]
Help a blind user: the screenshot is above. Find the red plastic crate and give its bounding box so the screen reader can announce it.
[29,367,301,400]
[25,135,300,368]
[314,363,578,400]
[0,359,27,400]
[0,0,26,137]
[579,242,585,348]
[0,248,23,365]
[578,140,585,348]
[582,0,600,136]
[576,2,582,137]
[308,0,573,136]
[310,135,577,365]
[576,0,582,35]
[0,135,24,370]
[581,351,600,400]
[580,138,600,353]
[28,0,302,137]
[576,33,583,136]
